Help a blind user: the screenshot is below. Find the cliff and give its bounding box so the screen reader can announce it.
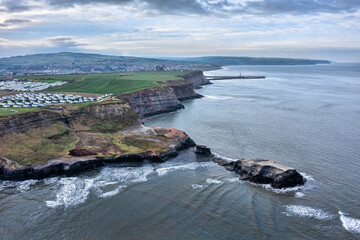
[0,101,196,179]
[0,102,138,137]
[118,86,184,117]
[179,70,211,88]
[119,70,210,116]
[0,126,195,180]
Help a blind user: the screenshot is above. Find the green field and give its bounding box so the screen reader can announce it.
[0,107,42,116]
[23,71,191,95]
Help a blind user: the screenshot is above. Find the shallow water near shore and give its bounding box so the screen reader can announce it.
[1,63,360,239]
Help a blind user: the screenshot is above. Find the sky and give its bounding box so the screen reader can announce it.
[0,0,359,62]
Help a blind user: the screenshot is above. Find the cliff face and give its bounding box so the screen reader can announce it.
[0,103,140,165]
[0,103,197,179]
[119,86,184,117]
[119,71,209,116]
[0,103,138,137]
[0,111,67,137]
[180,70,210,88]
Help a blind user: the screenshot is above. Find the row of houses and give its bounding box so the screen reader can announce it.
[0,93,112,108]
[0,81,68,92]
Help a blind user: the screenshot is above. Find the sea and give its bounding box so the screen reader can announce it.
[0,63,359,239]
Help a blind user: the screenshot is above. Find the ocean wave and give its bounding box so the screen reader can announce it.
[156,162,213,177]
[212,152,237,162]
[45,177,94,208]
[99,185,127,198]
[95,165,154,184]
[295,192,306,198]
[300,172,315,182]
[339,211,360,234]
[191,184,207,190]
[0,179,39,192]
[43,161,217,208]
[206,178,223,184]
[43,177,59,185]
[45,166,155,208]
[228,177,242,183]
[16,179,38,192]
[284,205,334,220]
[204,95,233,100]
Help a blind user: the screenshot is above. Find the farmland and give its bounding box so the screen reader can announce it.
[21,71,191,95]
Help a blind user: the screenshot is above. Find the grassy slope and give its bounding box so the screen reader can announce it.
[0,71,190,116]
[0,107,43,116]
[22,71,190,95]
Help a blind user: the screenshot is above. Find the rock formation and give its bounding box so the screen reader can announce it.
[195,145,305,189]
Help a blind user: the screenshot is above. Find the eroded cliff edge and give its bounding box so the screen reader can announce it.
[0,102,195,180]
[119,70,210,116]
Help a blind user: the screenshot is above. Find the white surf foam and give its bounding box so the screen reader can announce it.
[284,205,334,220]
[16,179,38,192]
[99,185,127,198]
[212,152,237,162]
[43,177,59,185]
[206,178,223,184]
[339,211,360,234]
[191,184,207,190]
[300,172,315,182]
[295,192,306,198]
[156,162,213,177]
[45,177,94,208]
[205,95,233,100]
[95,166,154,184]
[41,161,215,208]
[228,177,242,183]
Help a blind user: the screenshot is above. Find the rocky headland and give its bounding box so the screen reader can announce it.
[0,71,209,180]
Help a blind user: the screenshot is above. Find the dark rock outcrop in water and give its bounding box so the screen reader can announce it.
[195,146,305,189]
[119,71,210,116]
[195,145,212,156]
[229,159,305,188]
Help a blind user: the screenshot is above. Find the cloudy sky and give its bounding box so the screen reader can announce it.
[0,0,359,62]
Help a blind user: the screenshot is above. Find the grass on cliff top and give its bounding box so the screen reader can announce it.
[22,71,191,95]
[0,107,43,116]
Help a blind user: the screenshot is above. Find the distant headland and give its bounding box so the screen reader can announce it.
[0,52,330,76]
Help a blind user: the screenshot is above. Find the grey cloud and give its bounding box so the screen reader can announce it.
[4,19,31,24]
[0,0,33,12]
[2,0,360,15]
[43,0,232,15]
[242,0,360,15]
[0,19,31,27]
[46,36,87,48]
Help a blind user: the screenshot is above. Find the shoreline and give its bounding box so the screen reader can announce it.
[0,70,305,189]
